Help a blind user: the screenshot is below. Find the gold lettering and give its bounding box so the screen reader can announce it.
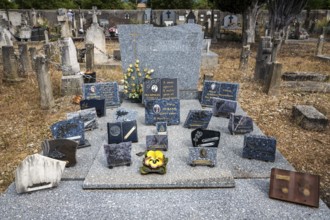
[275,174,290,181]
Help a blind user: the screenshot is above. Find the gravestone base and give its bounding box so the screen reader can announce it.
[2,77,25,83]
[201,51,219,69]
[292,105,328,131]
[61,75,83,96]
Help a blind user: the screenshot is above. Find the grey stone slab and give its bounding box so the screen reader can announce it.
[118,24,203,99]
[83,100,234,189]
[1,180,329,219]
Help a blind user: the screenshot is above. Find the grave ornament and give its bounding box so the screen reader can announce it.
[242,134,276,162]
[114,108,138,122]
[80,99,106,117]
[228,114,253,135]
[140,150,168,175]
[183,110,212,129]
[146,135,168,151]
[201,81,239,106]
[104,142,132,169]
[212,98,237,118]
[145,99,180,125]
[107,120,138,144]
[67,108,98,130]
[156,122,167,135]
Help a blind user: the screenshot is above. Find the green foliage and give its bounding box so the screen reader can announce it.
[193,0,213,9]
[15,0,77,9]
[0,0,18,9]
[147,0,194,9]
[306,0,330,9]
[210,0,266,13]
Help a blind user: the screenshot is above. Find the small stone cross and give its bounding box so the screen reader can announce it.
[89,6,101,24]
[229,15,234,24]
[166,10,171,19]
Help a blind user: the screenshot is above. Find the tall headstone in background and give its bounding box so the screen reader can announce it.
[162,10,176,26]
[223,15,239,30]
[118,24,203,99]
[18,13,32,41]
[85,6,108,64]
[2,46,24,83]
[18,43,32,76]
[57,8,71,38]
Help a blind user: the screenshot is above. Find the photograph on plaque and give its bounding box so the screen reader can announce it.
[242,134,276,162]
[269,168,320,207]
[183,110,212,129]
[145,99,180,125]
[143,78,178,102]
[146,135,168,151]
[107,120,138,144]
[201,80,239,106]
[83,82,120,107]
[80,99,106,117]
[212,98,237,118]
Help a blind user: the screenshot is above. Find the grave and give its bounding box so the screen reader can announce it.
[162,10,176,26]
[15,154,66,193]
[83,82,120,107]
[107,121,138,144]
[17,14,32,41]
[201,81,239,106]
[143,78,178,102]
[223,15,239,30]
[183,110,213,129]
[67,108,98,131]
[292,105,329,131]
[85,7,108,64]
[2,46,24,83]
[201,39,220,71]
[118,24,203,99]
[145,99,180,125]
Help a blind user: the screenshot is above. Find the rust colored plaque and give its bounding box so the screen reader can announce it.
[269,168,320,207]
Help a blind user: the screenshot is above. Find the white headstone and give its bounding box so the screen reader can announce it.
[0,27,13,47]
[15,154,66,193]
[85,24,108,64]
[61,37,80,75]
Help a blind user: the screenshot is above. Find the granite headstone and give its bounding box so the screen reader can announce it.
[42,139,77,167]
[228,114,254,135]
[183,110,212,129]
[143,78,178,102]
[145,99,180,125]
[201,81,239,106]
[83,82,120,107]
[118,24,203,99]
[104,142,132,169]
[242,134,276,162]
[212,98,237,118]
[80,99,106,117]
[146,135,168,151]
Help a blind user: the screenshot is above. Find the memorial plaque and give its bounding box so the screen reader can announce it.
[104,142,132,169]
[67,108,98,130]
[201,81,239,106]
[183,110,212,129]
[143,78,178,101]
[80,99,106,117]
[83,82,120,107]
[188,147,218,167]
[114,108,138,122]
[269,168,320,207]
[50,118,90,148]
[156,122,167,135]
[107,120,138,144]
[146,135,168,151]
[228,114,253,135]
[212,98,237,118]
[42,139,77,167]
[242,134,276,162]
[191,128,220,148]
[145,99,180,125]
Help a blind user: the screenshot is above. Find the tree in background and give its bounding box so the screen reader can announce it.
[0,0,18,9]
[193,0,213,9]
[268,0,308,62]
[146,0,194,9]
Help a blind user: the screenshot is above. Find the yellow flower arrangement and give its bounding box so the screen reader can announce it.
[144,150,164,169]
[123,59,154,99]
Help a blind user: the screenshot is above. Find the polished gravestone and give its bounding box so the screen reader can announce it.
[104,142,132,169]
[183,110,212,129]
[145,99,180,125]
[201,81,239,106]
[242,134,276,162]
[80,99,106,117]
[83,82,120,107]
[107,121,138,144]
[228,114,254,135]
[42,139,77,167]
[146,135,168,151]
[143,78,178,102]
[114,108,138,122]
[67,108,98,131]
[212,98,237,118]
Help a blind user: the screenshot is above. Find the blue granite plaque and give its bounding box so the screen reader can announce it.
[156,122,167,135]
[146,135,168,151]
[83,82,120,107]
[143,78,178,102]
[50,118,90,148]
[104,142,132,168]
[242,134,276,162]
[114,108,138,122]
[183,110,212,129]
[107,120,138,144]
[188,147,218,167]
[201,81,239,106]
[80,99,106,117]
[212,98,237,118]
[145,99,180,125]
[228,114,253,135]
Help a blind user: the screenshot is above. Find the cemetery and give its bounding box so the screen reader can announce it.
[0,2,330,219]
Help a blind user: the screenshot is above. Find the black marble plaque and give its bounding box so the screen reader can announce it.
[201,80,239,106]
[228,114,253,135]
[191,128,220,148]
[183,110,212,129]
[104,142,132,168]
[42,139,77,167]
[146,135,168,151]
[107,120,138,144]
[83,82,120,107]
[80,99,106,117]
[143,78,178,101]
[242,134,276,162]
[212,98,237,118]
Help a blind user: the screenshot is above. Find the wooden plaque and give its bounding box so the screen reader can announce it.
[269,168,320,207]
